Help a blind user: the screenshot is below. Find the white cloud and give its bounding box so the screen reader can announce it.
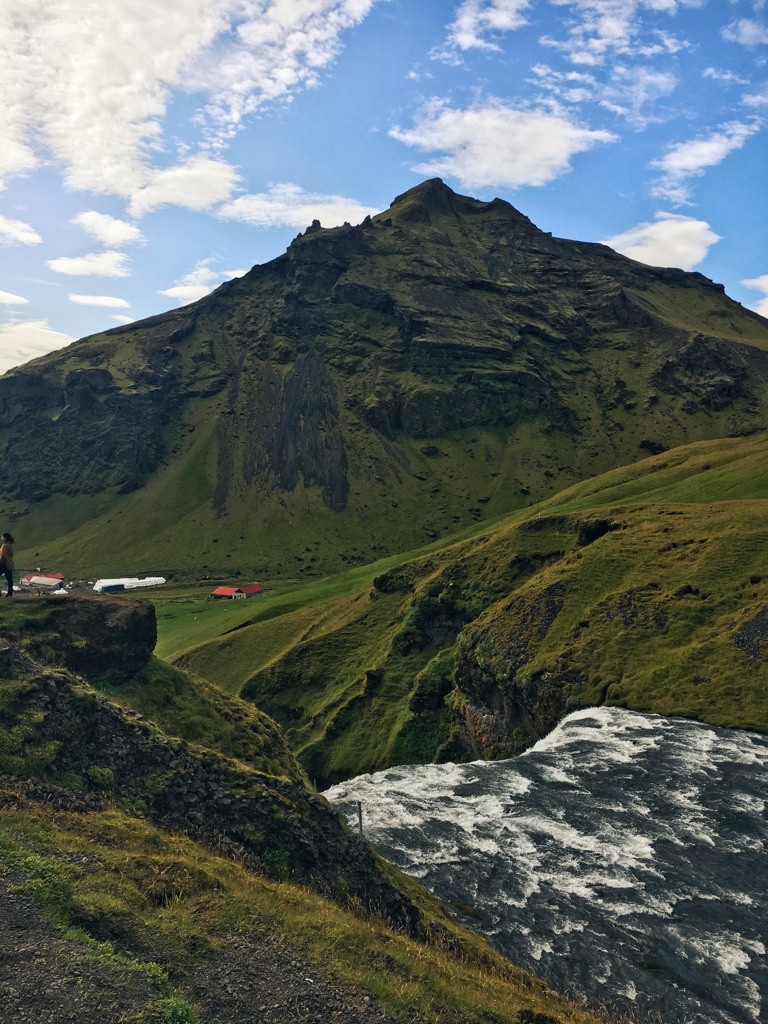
[742,273,768,317]
[651,121,760,202]
[0,1,226,198]
[442,1,531,53]
[218,183,378,228]
[389,99,616,189]
[47,251,130,277]
[530,64,599,104]
[541,0,702,66]
[72,212,144,246]
[160,285,214,304]
[67,294,131,308]
[722,19,768,46]
[0,5,39,184]
[602,212,720,270]
[743,85,768,107]
[129,157,241,217]
[702,67,749,85]
[0,214,42,246]
[743,273,768,292]
[193,1,378,132]
[159,259,231,305]
[112,315,135,324]
[532,61,677,122]
[0,291,29,305]
[0,319,74,374]
[600,65,678,125]
[0,1,377,202]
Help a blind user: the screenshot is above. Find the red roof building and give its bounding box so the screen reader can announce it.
[211,586,243,599]
[210,583,264,599]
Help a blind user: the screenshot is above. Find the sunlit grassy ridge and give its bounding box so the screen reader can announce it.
[159,432,768,783]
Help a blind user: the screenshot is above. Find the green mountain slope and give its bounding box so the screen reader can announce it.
[4,179,768,579]
[162,431,768,785]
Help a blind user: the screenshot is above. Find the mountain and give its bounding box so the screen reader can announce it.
[3,180,768,1022]
[3,178,768,578]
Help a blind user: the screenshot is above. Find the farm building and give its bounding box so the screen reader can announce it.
[21,572,65,591]
[93,577,166,593]
[210,583,264,599]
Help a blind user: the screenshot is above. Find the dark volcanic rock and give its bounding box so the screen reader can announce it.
[19,595,157,685]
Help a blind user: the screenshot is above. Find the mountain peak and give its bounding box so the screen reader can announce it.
[383,177,534,230]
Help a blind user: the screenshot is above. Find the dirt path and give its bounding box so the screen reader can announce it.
[180,933,400,1024]
[0,879,162,1023]
[0,878,400,1024]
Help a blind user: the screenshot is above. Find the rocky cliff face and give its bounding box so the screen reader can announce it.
[4,179,768,572]
[17,594,157,684]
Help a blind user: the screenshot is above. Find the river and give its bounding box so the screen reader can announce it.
[325,707,768,1024]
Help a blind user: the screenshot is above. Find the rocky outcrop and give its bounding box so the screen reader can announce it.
[0,598,425,938]
[14,670,421,934]
[452,583,576,758]
[19,596,157,685]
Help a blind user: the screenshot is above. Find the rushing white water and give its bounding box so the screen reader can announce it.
[325,708,768,1024]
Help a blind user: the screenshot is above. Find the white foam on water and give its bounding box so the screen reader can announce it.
[729,792,766,815]
[508,814,658,877]
[528,707,663,768]
[529,937,553,961]
[711,735,768,769]
[538,765,578,785]
[732,892,755,906]
[667,927,756,974]
[619,979,638,1001]
[323,707,768,1024]
[554,917,585,935]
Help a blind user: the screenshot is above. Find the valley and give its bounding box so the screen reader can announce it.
[1,179,768,1023]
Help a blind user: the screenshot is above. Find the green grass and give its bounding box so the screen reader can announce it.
[98,657,307,782]
[0,799,610,1024]
[152,431,768,782]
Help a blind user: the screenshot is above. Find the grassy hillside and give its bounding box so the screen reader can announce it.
[160,431,768,784]
[0,795,607,1024]
[0,596,609,1024]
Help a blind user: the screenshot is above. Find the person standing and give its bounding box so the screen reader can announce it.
[0,533,14,597]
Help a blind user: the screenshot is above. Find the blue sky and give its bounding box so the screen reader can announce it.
[1,0,767,374]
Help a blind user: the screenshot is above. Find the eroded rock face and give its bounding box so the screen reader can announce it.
[12,595,157,685]
[0,598,425,939]
[452,583,576,759]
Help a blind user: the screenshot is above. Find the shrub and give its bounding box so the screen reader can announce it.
[87,766,114,790]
